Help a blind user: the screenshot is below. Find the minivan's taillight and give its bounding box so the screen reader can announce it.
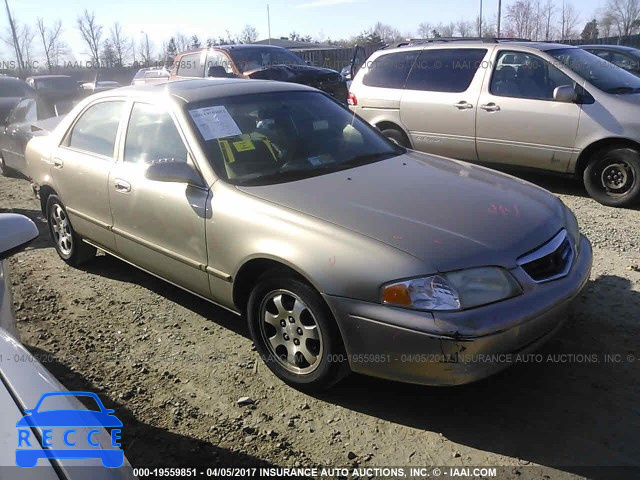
[347,93,357,106]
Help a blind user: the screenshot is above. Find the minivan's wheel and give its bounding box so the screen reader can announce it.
[46,195,96,266]
[247,272,349,391]
[584,147,640,207]
[380,127,411,148]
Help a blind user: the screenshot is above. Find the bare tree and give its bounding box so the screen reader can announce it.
[36,18,66,71]
[606,0,640,36]
[372,22,402,43]
[110,22,131,67]
[238,24,258,44]
[417,22,432,38]
[138,35,153,65]
[600,13,615,37]
[541,0,556,40]
[174,32,190,53]
[559,1,580,39]
[506,0,536,39]
[456,20,473,37]
[77,9,102,63]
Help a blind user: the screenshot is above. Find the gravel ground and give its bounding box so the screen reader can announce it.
[1,171,639,480]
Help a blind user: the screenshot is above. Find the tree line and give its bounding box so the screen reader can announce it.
[4,0,640,73]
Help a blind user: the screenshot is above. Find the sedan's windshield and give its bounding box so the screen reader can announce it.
[34,77,76,92]
[228,47,305,73]
[548,47,640,94]
[187,91,403,186]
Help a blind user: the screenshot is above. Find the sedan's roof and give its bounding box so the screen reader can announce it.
[99,78,314,103]
[579,44,639,52]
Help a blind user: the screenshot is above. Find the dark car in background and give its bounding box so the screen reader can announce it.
[580,44,640,76]
[0,95,70,177]
[0,76,34,123]
[169,45,348,103]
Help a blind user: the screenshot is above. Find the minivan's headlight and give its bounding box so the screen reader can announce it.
[381,267,522,311]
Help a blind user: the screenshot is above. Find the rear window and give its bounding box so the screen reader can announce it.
[362,51,420,89]
[405,48,487,93]
[176,53,203,78]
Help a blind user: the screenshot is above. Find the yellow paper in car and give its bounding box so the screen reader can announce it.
[233,139,255,152]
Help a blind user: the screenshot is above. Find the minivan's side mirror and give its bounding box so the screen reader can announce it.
[0,214,39,261]
[553,85,578,103]
[145,160,204,187]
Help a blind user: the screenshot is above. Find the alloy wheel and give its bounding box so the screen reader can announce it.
[51,204,73,256]
[258,289,323,375]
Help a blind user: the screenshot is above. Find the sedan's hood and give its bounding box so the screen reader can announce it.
[238,152,565,272]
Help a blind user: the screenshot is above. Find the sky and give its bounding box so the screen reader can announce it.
[2,0,606,63]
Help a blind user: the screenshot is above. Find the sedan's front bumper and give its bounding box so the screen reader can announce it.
[323,234,592,386]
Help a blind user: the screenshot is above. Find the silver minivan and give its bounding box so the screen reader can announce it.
[349,40,640,207]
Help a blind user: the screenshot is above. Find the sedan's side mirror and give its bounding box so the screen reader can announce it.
[145,160,204,187]
[0,214,39,261]
[553,85,578,103]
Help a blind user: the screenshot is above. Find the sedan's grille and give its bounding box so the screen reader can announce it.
[518,230,573,283]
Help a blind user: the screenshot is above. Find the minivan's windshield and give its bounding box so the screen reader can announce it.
[228,47,305,73]
[548,47,640,94]
[187,91,403,186]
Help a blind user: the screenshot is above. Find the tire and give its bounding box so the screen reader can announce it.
[0,154,13,177]
[247,272,349,391]
[380,127,411,148]
[583,147,640,207]
[46,195,96,266]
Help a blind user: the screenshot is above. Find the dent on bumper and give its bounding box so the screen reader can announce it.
[323,235,593,386]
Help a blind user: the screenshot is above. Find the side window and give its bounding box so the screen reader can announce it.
[8,99,36,124]
[66,101,124,157]
[176,53,202,78]
[206,51,234,75]
[404,48,487,93]
[124,103,188,164]
[490,51,574,101]
[609,51,639,71]
[362,51,419,89]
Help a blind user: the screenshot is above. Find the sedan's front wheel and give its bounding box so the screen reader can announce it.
[247,272,349,391]
[46,195,96,266]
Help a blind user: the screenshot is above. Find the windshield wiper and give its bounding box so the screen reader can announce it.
[606,86,640,94]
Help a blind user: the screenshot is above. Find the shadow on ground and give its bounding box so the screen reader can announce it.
[24,345,276,469]
[313,274,639,480]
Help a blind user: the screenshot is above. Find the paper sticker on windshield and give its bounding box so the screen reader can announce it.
[233,139,255,152]
[189,106,242,140]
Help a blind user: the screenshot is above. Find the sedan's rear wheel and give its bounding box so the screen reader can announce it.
[584,147,640,207]
[46,195,96,266]
[247,273,349,390]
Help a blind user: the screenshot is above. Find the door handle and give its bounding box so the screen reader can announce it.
[52,158,64,169]
[114,179,131,193]
[454,101,474,110]
[480,103,501,112]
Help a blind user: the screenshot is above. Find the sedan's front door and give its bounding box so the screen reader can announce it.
[52,99,125,250]
[476,50,581,172]
[108,101,211,298]
[400,48,490,161]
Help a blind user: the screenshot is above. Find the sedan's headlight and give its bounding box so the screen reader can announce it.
[381,267,522,311]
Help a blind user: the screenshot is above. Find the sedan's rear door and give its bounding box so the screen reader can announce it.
[51,99,125,250]
[108,101,211,298]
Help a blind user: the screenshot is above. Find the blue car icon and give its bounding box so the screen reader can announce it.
[16,391,124,468]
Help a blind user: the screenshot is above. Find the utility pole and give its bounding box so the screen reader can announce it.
[4,0,24,74]
[561,0,565,40]
[267,4,271,45]
[479,0,483,37]
[497,0,502,37]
